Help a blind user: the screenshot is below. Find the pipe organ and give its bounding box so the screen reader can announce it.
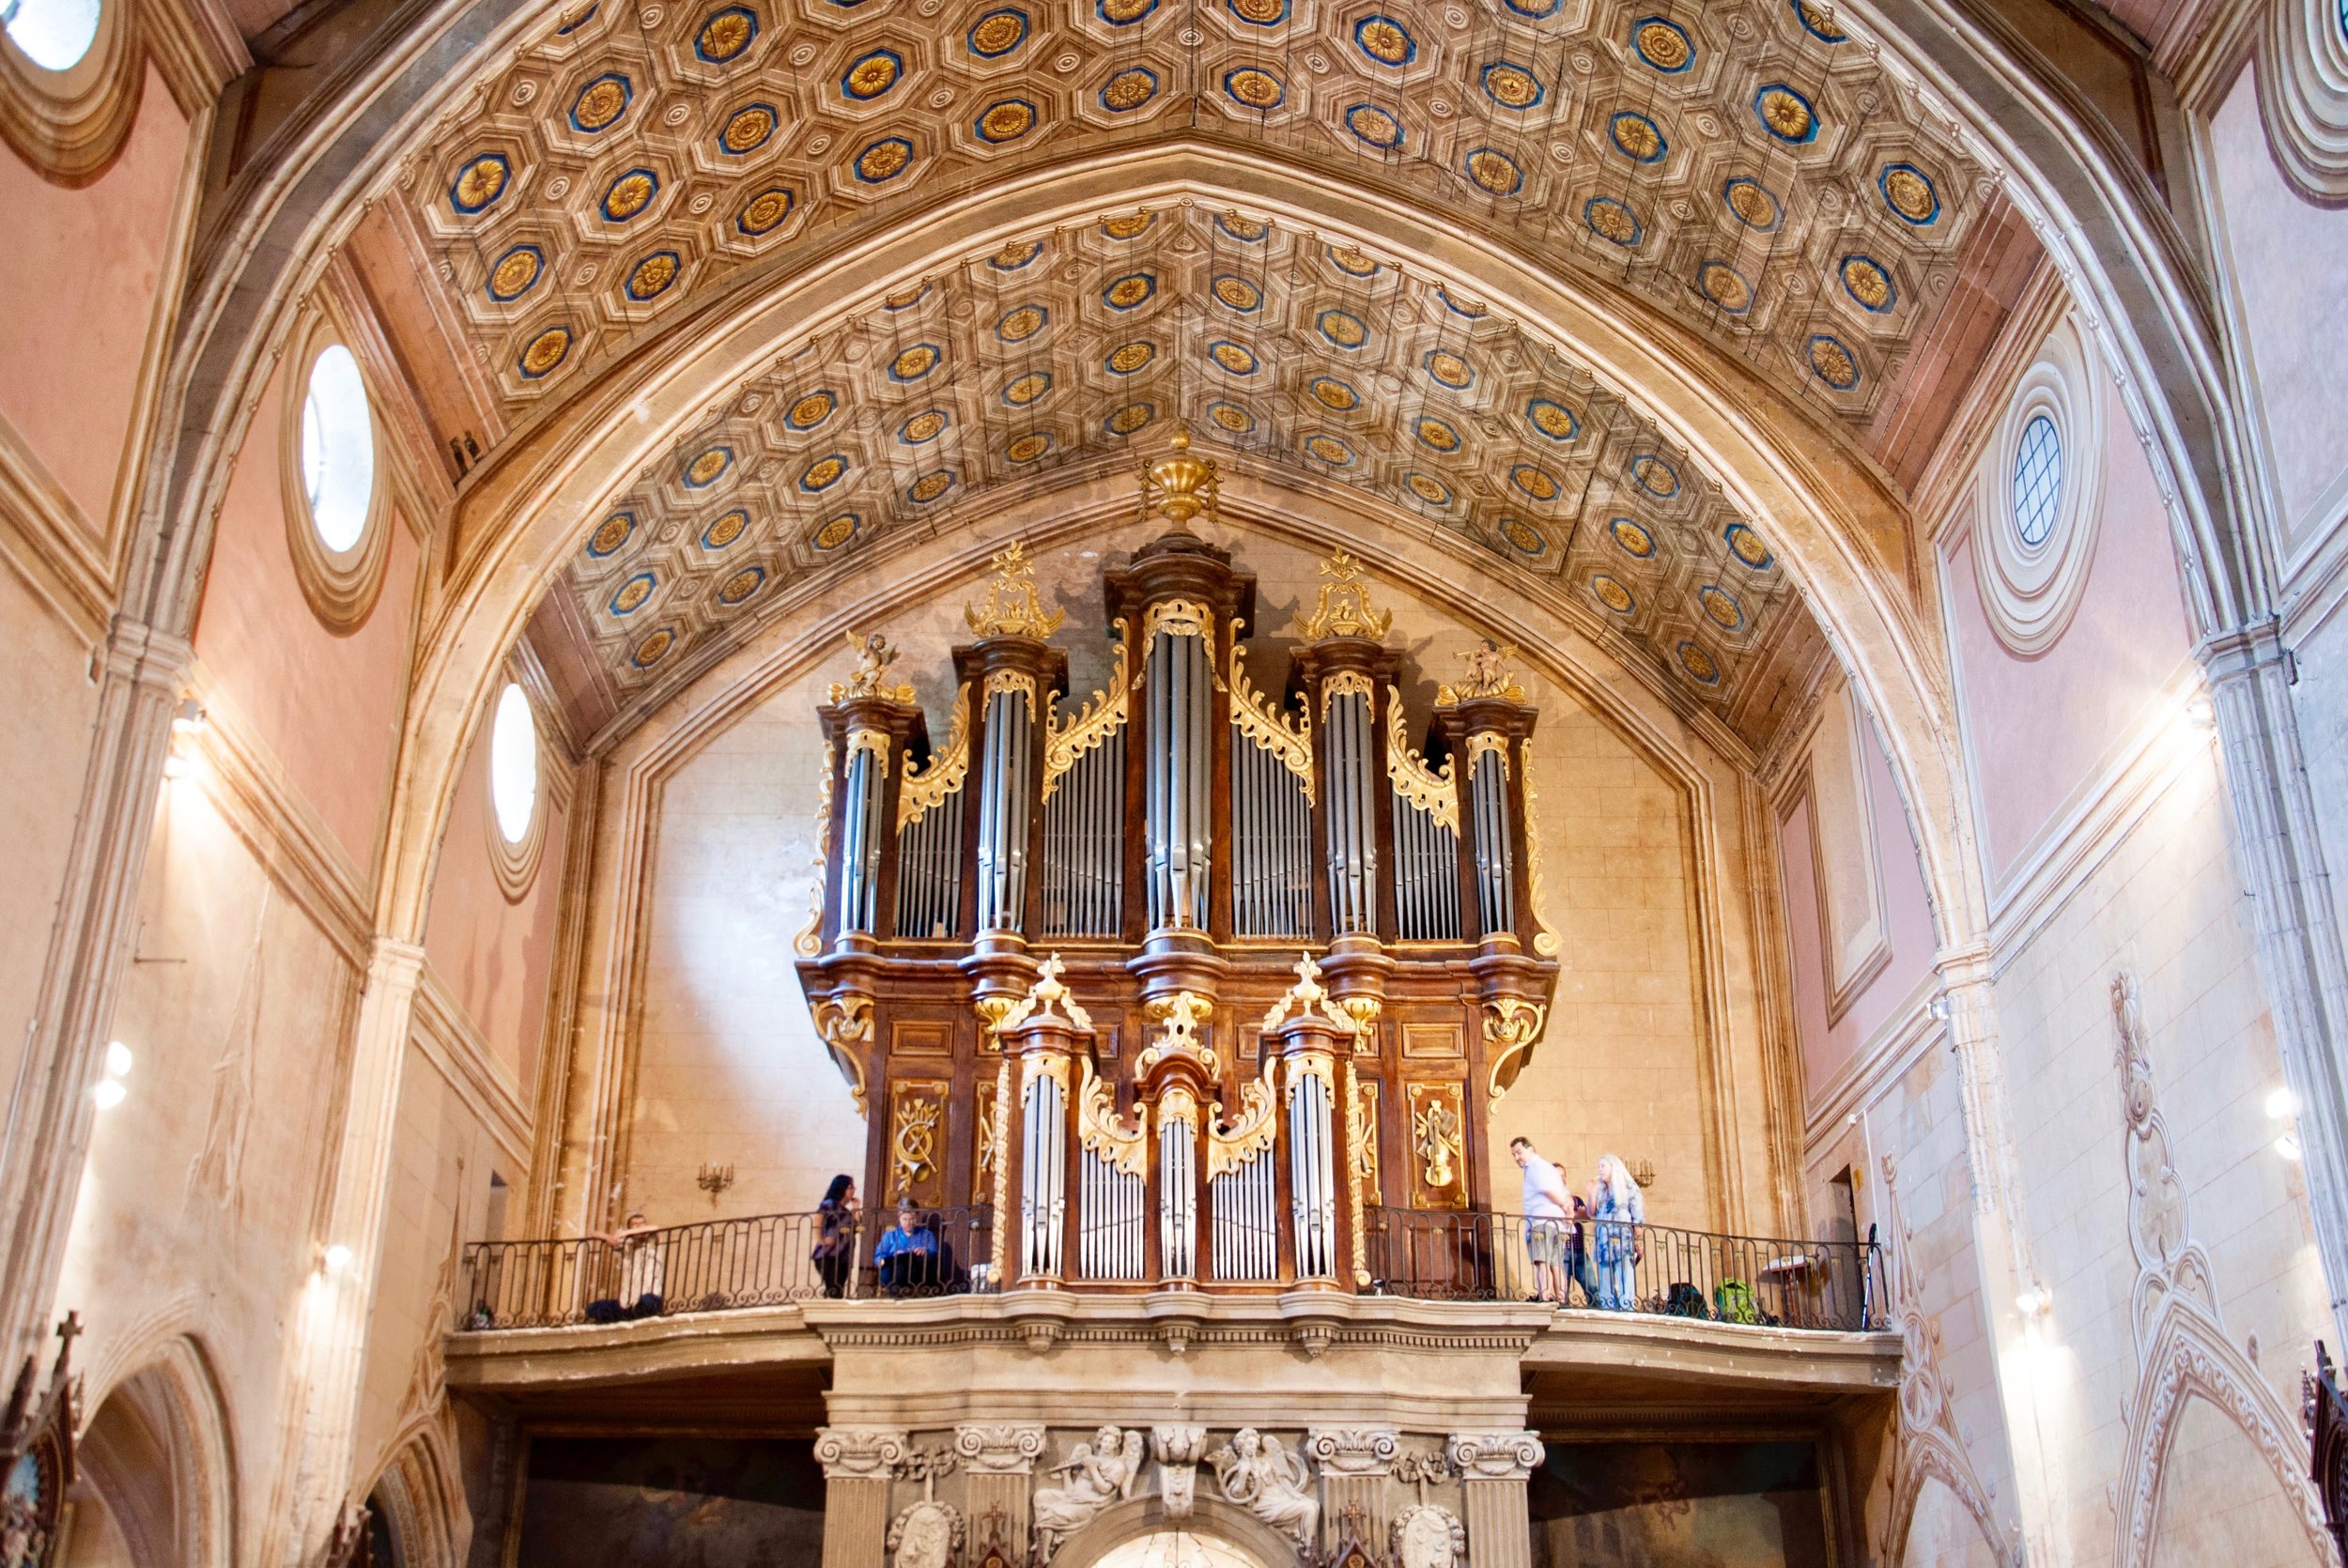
[797,433,1559,1291]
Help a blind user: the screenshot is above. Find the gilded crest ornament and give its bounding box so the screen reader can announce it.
[965,541,1067,638]
[1139,424,1220,528]
[830,629,917,703]
[1435,638,1528,705]
[1300,551,1393,641]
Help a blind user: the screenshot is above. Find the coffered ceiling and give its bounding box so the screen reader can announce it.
[528,204,1829,753]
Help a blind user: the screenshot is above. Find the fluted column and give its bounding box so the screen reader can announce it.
[817,1427,907,1568]
[1447,1432,1543,1568]
[954,1422,1045,1560]
[1305,1428,1399,1545]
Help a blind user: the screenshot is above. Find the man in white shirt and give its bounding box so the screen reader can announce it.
[1510,1137,1575,1304]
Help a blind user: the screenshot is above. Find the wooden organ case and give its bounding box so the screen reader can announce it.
[795,436,1559,1292]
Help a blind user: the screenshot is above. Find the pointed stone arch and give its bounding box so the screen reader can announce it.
[1888,1467,2008,1568]
[362,1422,470,1568]
[2112,1304,2336,1568]
[66,1335,236,1568]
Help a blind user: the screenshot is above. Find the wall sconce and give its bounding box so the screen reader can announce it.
[2016,1285,2051,1320]
[90,1039,132,1109]
[697,1162,736,1205]
[162,699,207,782]
[1630,1159,1656,1189]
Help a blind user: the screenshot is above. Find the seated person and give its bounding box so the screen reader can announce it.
[583,1211,664,1323]
[874,1200,941,1295]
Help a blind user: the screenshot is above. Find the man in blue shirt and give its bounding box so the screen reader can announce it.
[874,1199,939,1295]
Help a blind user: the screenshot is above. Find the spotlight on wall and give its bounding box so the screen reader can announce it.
[170,699,208,735]
[323,1244,354,1274]
[161,753,193,781]
[1926,994,1951,1022]
[91,1078,126,1110]
[2016,1286,2051,1319]
[2267,1086,2303,1121]
[2277,1133,2306,1162]
[103,1040,132,1079]
[2183,691,2217,731]
[91,1039,132,1108]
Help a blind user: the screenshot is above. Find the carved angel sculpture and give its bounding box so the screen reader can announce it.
[1032,1426,1144,1560]
[1210,1428,1319,1550]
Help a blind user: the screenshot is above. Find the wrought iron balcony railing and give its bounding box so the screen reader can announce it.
[453,1204,1887,1333]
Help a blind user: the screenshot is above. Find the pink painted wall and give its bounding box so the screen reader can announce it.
[1942,387,2195,885]
[423,715,566,1092]
[193,360,419,877]
[2206,66,2348,540]
[1781,718,1940,1106]
[0,69,187,537]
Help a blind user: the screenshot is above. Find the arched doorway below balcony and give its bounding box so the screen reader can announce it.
[1086,1530,1269,1568]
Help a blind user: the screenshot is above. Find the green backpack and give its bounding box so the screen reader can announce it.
[1714,1278,1759,1325]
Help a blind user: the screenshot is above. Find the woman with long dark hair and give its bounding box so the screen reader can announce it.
[812,1174,858,1298]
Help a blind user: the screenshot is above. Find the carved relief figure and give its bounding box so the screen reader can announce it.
[1391,1504,1466,1568]
[1210,1428,1319,1550]
[1033,1427,1144,1559]
[887,1499,963,1568]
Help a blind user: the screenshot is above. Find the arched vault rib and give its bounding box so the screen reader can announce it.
[381,150,1988,961]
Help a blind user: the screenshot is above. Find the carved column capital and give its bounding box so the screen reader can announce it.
[818,1427,910,1479]
[1305,1427,1400,1476]
[952,1422,1046,1474]
[1444,1432,1542,1482]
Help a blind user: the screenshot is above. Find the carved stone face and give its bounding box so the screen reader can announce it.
[896,1503,953,1568]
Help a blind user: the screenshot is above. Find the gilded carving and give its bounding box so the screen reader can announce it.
[1385,686,1459,834]
[1299,550,1394,641]
[973,1079,999,1205]
[1141,595,1215,647]
[1321,668,1375,719]
[830,630,917,704]
[793,740,836,957]
[1139,425,1220,527]
[897,683,970,831]
[815,993,873,1115]
[1461,731,1510,777]
[1481,998,1550,1114]
[1435,639,1528,706]
[1208,1071,1280,1181]
[981,668,1039,712]
[1076,1057,1147,1177]
[1137,991,1220,1077]
[1230,638,1315,801]
[846,726,895,778]
[888,1081,947,1202]
[965,540,1067,638]
[1408,1082,1465,1201]
[1520,741,1561,958]
[1259,951,1360,1039]
[1042,624,1131,801]
[996,951,1095,1034]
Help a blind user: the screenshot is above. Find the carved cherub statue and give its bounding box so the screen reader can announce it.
[1210,1428,1319,1551]
[830,629,916,703]
[1032,1427,1145,1560]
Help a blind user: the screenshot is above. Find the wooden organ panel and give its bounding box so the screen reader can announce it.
[796,440,1558,1292]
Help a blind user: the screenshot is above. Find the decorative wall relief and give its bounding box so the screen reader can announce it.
[888,1080,948,1204]
[2105,972,2333,1568]
[1151,1425,1208,1519]
[815,992,873,1115]
[1210,1428,1319,1551]
[951,1424,1045,1474]
[973,1080,999,1206]
[1391,1502,1467,1568]
[887,1499,962,1568]
[1407,1082,1466,1207]
[1032,1427,1144,1560]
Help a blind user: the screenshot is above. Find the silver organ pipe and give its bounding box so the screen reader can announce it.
[839,736,888,938]
[894,788,965,938]
[1469,745,1516,937]
[1391,793,1461,941]
[1287,1070,1337,1280]
[1144,627,1213,930]
[1158,1119,1197,1280]
[1229,723,1311,939]
[1324,686,1379,935]
[1079,1147,1146,1280]
[1020,1072,1067,1279]
[1042,731,1123,938]
[974,683,1036,933]
[1210,1155,1277,1282]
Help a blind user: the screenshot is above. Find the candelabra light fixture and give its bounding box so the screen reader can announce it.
[696,1162,735,1206]
[1630,1159,1657,1190]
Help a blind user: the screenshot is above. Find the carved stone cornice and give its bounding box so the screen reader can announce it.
[1305,1427,1399,1476]
[817,1427,910,1479]
[1444,1432,1542,1482]
[953,1422,1046,1474]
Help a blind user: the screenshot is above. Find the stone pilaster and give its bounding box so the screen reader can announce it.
[1305,1427,1399,1547]
[953,1422,1044,1560]
[281,934,427,1564]
[0,618,188,1365]
[818,1427,908,1568]
[1446,1433,1542,1568]
[2205,623,2348,1345]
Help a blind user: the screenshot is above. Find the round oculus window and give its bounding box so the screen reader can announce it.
[489,683,538,845]
[300,345,376,555]
[2011,412,2062,549]
[3,0,101,69]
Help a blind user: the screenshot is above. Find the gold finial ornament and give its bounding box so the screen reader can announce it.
[1140,424,1220,529]
[1299,550,1393,641]
[965,541,1067,638]
[830,629,917,703]
[1435,638,1528,706]
[996,951,1095,1034]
